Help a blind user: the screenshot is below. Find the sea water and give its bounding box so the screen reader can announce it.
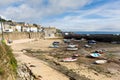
[74,31,120,35]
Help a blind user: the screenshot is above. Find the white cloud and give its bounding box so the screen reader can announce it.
[0,0,91,21]
[0,0,120,31]
[0,0,18,6]
[49,0,90,9]
[42,11,120,31]
[42,0,120,31]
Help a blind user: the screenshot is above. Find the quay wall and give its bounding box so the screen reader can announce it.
[63,34,120,42]
[0,32,44,40]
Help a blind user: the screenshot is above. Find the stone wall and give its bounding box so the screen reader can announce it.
[0,32,44,40]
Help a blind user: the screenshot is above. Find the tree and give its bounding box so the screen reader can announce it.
[0,18,6,22]
[7,20,12,22]
[33,23,38,27]
[56,29,62,33]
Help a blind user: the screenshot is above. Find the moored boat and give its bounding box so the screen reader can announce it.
[95,60,107,64]
[67,47,78,51]
[62,57,77,62]
[90,53,101,57]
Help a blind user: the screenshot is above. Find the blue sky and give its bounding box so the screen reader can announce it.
[0,0,120,31]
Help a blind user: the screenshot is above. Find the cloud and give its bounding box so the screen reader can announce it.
[49,0,90,9]
[0,0,120,31]
[41,0,120,31]
[0,0,91,21]
[0,0,18,6]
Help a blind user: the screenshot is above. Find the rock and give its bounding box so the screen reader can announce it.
[30,65,36,67]
[17,64,37,80]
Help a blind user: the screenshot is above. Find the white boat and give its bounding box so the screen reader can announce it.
[95,60,107,64]
[67,44,78,51]
[90,53,101,57]
[67,47,78,51]
[62,57,77,62]
[84,44,91,48]
[49,45,59,48]
[67,44,77,48]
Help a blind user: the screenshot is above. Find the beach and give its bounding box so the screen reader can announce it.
[11,39,69,80]
[11,38,120,80]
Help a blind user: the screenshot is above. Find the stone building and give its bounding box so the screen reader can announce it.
[43,27,57,38]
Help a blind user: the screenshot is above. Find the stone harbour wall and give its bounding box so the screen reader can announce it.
[0,32,44,40]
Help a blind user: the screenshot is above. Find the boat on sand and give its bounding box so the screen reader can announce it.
[95,60,107,64]
[61,57,77,62]
[90,53,101,58]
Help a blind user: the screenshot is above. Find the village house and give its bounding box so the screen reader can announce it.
[43,27,57,38]
[15,24,22,32]
[15,22,38,32]
[16,22,42,32]
[36,25,43,32]
[2,22,16,32]
[15,22,27,32]
[28,24,38,32]
[0,20,52,34]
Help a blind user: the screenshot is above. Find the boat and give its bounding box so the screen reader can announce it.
[95,60,107,64]
[52,41,60,45]
[84,44,91,48]
[49,45,59,48]
[63,39,71,43]
[67,44,78,48]
[67,44,78,51]
[67,47,78,51]
[90,53,101,57]
[88,40,96,44]
[62,57,77,62]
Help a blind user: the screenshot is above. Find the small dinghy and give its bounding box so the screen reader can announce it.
[95,60,107,64]
[67,44,78,51]
[49,44,59,48]
[84,44,91,48]
[67,47,78,51]
[90,53,101,58]
[62,57,77,62]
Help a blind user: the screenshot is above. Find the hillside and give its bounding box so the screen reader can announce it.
[0,42,17,80]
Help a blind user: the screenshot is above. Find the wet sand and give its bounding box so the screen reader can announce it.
[11,39,69,80]
[11,39,120,80]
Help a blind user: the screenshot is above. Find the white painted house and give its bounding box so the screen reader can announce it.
[2,22,16,32]
[16,25,22,32]
[30,27,37,32]
[0,21,42,33]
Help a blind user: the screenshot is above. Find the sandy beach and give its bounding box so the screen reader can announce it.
[11,39,69,80]
[11,39,120,80]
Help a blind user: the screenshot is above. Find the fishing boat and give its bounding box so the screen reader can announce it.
[62,57,77,62]
[67,44,78,51]
[95,60,107,64]
[90,53,101,57]
[84,44,91,48]
[49,44,59,48]
[67,47,78,51]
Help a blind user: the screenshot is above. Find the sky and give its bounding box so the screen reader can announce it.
[0,0,120,31]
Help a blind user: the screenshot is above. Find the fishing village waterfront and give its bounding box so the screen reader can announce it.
[10,35,120,80]
[0,0,120,80]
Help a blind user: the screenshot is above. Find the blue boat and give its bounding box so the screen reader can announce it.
[90,53,101,57]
